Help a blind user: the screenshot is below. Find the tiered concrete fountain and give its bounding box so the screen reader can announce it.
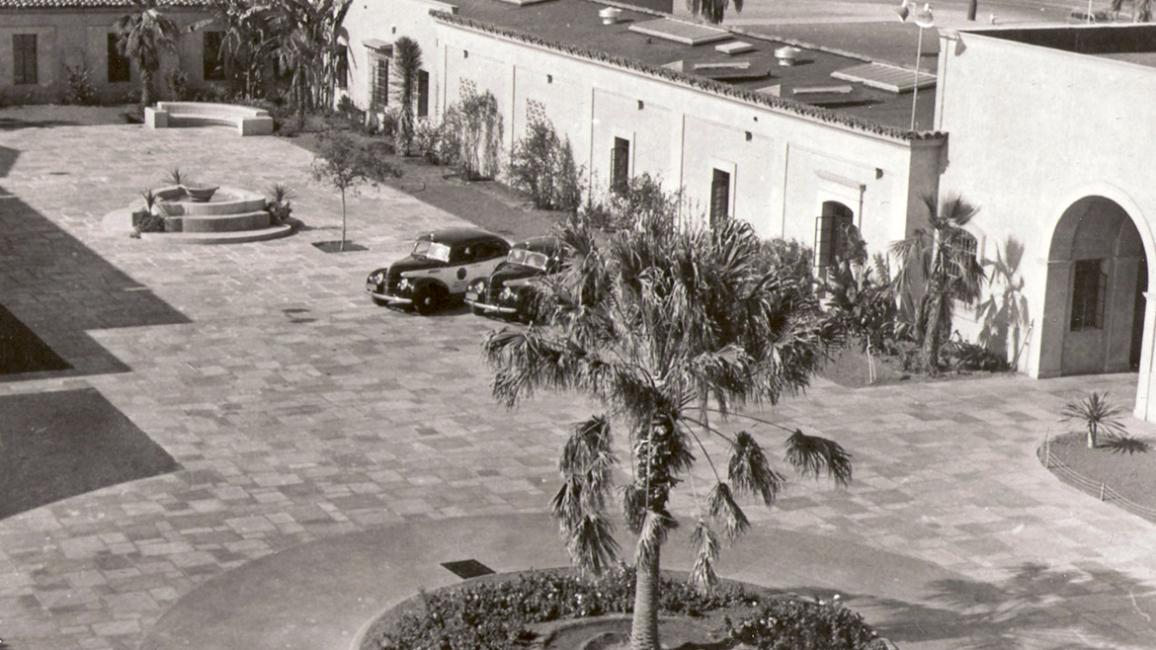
[102,184,294,244]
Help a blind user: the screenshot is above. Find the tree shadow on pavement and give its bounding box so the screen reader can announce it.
[824,561,1156,649]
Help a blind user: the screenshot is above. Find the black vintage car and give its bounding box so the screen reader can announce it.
[464,236,567,321]
[366,227,511,314]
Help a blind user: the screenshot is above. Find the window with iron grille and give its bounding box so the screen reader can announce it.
[709,169,731,227]
[611,137,630,194]
[814,201,854,270]
[13,34,37,85]
[107,33,131,83]
[417,69,429,117]
[1071,259,1107,331]
[203,31,226,81]
[371,58,389,108]
[946,230,978,282]
[335,45,349,89]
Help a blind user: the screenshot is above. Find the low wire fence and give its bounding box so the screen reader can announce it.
[1038,434,1156,522]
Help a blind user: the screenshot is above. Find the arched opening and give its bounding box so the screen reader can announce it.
[815,200,855,275]
[1042,196,1149,377]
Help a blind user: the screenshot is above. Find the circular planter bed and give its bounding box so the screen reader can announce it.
[358,566,890,650]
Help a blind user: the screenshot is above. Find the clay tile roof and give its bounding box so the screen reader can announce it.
[0,0,209,8]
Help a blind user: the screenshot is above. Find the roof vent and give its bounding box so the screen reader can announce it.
[599,7,624,24]
[774,46,801,66]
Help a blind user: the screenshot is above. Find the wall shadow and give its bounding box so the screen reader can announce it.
[0,388,180,519]
[0,145,190,381]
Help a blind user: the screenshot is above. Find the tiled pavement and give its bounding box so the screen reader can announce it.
[1,123,1155,649]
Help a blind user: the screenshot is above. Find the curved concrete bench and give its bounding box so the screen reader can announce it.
[146,102,274,136]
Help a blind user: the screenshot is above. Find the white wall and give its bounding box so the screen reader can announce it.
[436,19,940,253]
[936,26,1156,420]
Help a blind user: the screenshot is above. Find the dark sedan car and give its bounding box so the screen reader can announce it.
[464,236,567,321]
[366,228,511,314]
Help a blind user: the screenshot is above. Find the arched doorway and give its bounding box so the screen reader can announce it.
[1042,196,1149,377]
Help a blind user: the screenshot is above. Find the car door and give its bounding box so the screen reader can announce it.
[448,244,478,294]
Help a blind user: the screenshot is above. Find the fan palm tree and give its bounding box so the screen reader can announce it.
[684,0,744,24]
[483,210,852,650]
[115,0,180,112]
[392,37,423,157]
[891,194,986,373]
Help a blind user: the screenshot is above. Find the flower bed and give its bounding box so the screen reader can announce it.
[361,566,886,650]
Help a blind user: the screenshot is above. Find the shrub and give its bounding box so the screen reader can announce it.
[1062,391,1127,449]
[725,597,880,650]
[165,69,192,101]
[443,89,502,179]
[63,64,97,105]
[508,121,583,211]
[941,334,1009,372]
[266,183,293,226]
[414,117,459,166]
[580,173,679,232]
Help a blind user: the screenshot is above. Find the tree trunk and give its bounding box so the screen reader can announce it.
[967,0,978,20]
[630,543,661,650]
[140,67,153,113]
[923,292,943,374]
[1087,424,1098,449]
[340,190,347,252]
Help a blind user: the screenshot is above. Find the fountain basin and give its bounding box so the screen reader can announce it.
[152,185,267,216]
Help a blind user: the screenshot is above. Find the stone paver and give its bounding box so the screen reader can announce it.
[0,122,1154,649]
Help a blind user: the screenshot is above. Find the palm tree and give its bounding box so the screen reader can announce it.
[190,0,281,98]
[891,194,985,373]
[483,210,853,650]
[269,0,351,128]
[116,0,180,112]
[684,0,744,24]
[392,37,423,157]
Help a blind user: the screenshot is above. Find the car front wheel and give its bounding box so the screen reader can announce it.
[413,284,446,315]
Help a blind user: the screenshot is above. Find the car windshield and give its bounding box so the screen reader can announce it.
[507,248,550,271]
[412,240,451,263]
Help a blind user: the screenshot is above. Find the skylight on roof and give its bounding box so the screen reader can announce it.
[716,41,755,55]
[627,18,731,46]
[831,62,935,93]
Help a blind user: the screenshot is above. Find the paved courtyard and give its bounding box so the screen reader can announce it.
[1,122,1155,650]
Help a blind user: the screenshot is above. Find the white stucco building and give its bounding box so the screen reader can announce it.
[341,0,1156,421]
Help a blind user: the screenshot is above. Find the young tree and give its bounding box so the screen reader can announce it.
[115,0,179,112]
[483,211,852,650]
[392,37,423,157]
[311,131,401,251]
[891,194,985,373]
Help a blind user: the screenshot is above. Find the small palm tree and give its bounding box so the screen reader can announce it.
[392,37,423,157]
[1062,392,1127,449]
[116,0,180,112]
[484,210,852,650]
[891,194,986,373]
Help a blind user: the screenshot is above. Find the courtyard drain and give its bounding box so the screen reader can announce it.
[441,559,495,579]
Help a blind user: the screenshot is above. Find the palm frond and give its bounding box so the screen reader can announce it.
[634,509,676,564]
[727,431,785,506]
[688,518,720,594]
[707,482,749,540]
[785,429,853,487]
[567,513,620,577]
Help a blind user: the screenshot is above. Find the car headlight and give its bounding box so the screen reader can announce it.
[398,277,412,291]
[500,286,517,302]
[471,279,486,293]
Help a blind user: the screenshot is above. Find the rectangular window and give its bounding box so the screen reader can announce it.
[372,57,389,108]
[335,44,349,90]
[1071,259,1107,331]
[611,137,630,194]
[416,69,430,118]
[13,34,37,85]
[203,31,226,81]
[709,169,731,227]
[107,33,131,83]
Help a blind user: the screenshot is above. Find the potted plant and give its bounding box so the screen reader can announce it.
[182,182,219,202]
